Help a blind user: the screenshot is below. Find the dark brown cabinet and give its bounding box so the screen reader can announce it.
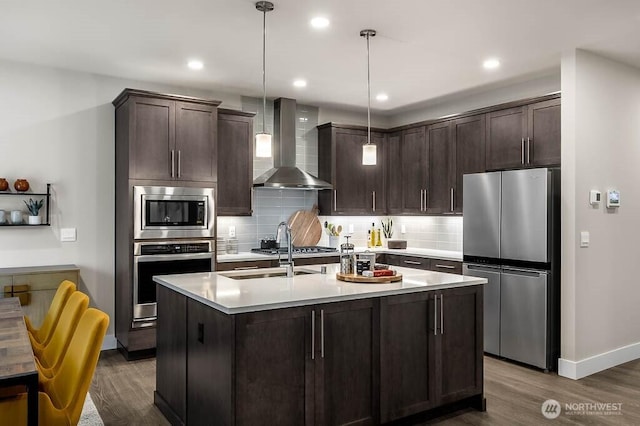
[380,285,483,423]
[487,98,560,170]
[115,90,219,183]
[380,292,436,422]
[318,124,386,215]
[426,121,456,214]
[400,126,427,213]
[236,299,378,426]
[386,131,403,214]
[453,114,486,213]
[217,109,255,216]
[383,254,461,274]
[235,306,313,426]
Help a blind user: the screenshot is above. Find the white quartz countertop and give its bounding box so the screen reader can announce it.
[217,247,462,263]
[154,263,484,314]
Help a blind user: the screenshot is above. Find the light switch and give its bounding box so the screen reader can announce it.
[580,231,589,248]
[401,224,407,234]
[228,226,236,238]
[60,228,77,242]
[348,224,354,234]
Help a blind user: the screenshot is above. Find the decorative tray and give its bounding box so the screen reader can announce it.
[335,272,402,284]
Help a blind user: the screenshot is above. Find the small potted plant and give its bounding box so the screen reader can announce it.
[24,198,44,225]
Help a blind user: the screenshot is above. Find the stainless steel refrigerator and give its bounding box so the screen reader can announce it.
[462,168,560,371]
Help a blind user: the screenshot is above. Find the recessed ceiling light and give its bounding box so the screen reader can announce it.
[310,17,330,29]
[376,93,389,102]
[483,58,500,70]
[187,60,204,70]
[293,79,307,88]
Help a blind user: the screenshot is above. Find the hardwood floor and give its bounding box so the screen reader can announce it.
[91,350,640,425]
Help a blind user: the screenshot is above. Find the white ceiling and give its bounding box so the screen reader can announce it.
[1,0,640,114]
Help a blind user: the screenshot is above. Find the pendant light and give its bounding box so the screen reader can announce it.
[361,29,377,165]
[255,1,274,158]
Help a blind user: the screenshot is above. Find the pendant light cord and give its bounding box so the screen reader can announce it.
[262,7,267,134]
[366,33,371,145]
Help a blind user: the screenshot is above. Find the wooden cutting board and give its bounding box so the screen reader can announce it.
[287,205,322,247]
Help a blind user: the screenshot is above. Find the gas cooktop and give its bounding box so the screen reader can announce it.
[251,246,338,255]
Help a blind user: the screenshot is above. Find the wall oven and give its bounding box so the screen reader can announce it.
[133,186,215,240]
[133,240,214,322]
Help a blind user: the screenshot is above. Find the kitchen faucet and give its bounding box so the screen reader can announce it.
[276,221,294,277]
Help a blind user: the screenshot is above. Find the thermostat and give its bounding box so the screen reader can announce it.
[589,190,601,206]
[606,190,620,208]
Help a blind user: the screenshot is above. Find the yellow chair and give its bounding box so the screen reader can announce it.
[32,291,89,379]
[26,280,76,347]
[0,308,109,425]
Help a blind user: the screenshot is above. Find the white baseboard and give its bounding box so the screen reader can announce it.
[558,341,640,380]
[101,334,117,351]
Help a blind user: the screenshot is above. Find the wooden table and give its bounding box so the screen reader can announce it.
[0,297,38,426]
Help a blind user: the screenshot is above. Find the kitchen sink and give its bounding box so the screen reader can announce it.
[221,269,318,280]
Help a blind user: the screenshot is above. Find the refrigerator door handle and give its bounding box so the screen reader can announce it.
[465,264,502,272]
[502,267,545,277]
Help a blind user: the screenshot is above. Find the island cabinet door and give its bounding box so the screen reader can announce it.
[187,299,235,426]
[435,286,484,405]
[235,306,315,426]
[314,298,379,426]
[379,292,437,423]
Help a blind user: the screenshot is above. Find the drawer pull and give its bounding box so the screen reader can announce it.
[233,266,259,270]
[403,260,422,266]
[434,264,455,269]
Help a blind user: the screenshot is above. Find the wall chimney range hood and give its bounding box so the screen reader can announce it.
[253,98,332,190]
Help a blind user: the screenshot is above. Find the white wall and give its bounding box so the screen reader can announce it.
[559,50,640,379]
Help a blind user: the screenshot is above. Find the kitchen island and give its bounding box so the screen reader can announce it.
[153,264,486,425]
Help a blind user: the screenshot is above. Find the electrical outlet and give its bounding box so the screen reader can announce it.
[348,224,354,234]
[580,231,589,248]
[401,224,407,234]
[228,226,236,238]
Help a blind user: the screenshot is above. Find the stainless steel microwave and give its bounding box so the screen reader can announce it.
[133,186,215,239]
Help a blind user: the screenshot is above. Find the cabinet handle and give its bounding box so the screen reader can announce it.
[527,137,531,164]
[311,310,315,360]
[450,188,454,212]
[250,187,254,215]
[177,150,181,178]
[403,260,421,265]
[233,266,259,270]
[425,188,428,210]
[420,189,424,211]
[372,191,376,212]
[320,309,325,359]
[440,294,444,335]
[197,322,204,344]
[434,295,438,335]
[171,150,175,178]
[521,138,525,164]
[333,190,337,212]
[434,264,455,269]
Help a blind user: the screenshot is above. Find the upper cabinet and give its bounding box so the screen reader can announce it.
[486,98,560,170]
[453,114,486,213]
[426,121,455,215]
[318,124,386,215]
[113,89,220,184]
[217,109,255,216]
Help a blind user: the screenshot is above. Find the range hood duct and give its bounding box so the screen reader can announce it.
[253,98,332,190]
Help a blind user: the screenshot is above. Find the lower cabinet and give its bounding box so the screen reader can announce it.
[155,285,482,426]
[380,285,483,422]
[236,299,379,426]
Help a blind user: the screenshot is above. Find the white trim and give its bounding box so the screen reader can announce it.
[101,334,117,351]
[558,341,640,380]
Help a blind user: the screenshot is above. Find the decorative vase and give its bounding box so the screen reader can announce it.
[14,179,29,192]
[28,216,41,225]
[0,178,8,191]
